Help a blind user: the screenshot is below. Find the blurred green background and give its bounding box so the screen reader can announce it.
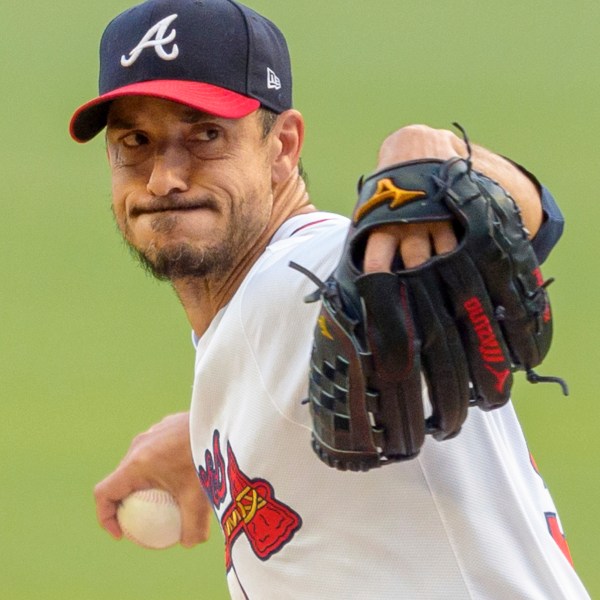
[1,0,598,598]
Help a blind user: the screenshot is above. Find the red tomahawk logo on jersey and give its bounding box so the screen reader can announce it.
[221,442,302,571]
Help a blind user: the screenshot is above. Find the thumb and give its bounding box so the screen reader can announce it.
[178,487,213,548]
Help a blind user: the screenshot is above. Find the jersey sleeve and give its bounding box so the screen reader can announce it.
[499,155,564,265]
[531,185,565,264]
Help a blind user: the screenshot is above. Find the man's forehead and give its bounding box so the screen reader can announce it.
[106,96,240,128]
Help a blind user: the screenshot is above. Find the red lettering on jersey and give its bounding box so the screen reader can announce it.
[546,512,574,566]
[198,430,227,508]
[529,451,545,486]
[530,452,573,566]
[222,442,302,571]
[529,451,539,474]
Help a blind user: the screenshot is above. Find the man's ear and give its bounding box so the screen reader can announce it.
[269,110,304,184]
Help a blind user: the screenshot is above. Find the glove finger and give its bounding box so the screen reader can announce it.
[445,170,553,371]
[356,273,425,459]
[477,256,551,371]
[470,182,552,369]
[436,252,513,410]
[308,299,382,471]
[405,271,470,440]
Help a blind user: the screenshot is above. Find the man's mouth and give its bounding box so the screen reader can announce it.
[131,197,218,218]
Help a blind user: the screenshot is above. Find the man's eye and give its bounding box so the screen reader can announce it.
[194,128,220,142]
[121,132,149,147]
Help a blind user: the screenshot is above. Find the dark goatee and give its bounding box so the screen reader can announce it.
[128,241,235,282]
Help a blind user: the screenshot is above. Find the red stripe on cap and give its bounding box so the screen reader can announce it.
[69,80,260,142]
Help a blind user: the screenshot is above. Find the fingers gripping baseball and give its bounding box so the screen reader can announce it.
[94,412,211,547]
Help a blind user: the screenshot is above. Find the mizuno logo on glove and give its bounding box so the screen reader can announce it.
[464,296,511,393]
[353,178,426,224]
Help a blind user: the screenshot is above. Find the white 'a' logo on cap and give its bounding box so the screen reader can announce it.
[121,14,179,67]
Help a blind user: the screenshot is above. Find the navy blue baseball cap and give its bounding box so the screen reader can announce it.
[70,0,292,142]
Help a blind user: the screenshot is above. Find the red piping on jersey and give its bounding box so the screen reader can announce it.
[290,218,336,236]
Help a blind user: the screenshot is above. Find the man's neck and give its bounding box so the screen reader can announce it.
[172,174,316,338]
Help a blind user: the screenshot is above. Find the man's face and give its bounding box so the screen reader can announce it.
[106,96,276,281]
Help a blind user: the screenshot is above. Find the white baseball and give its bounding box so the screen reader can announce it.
[117,489,182,549]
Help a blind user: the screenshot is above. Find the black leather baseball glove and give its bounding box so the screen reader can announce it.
[291,152,566,471]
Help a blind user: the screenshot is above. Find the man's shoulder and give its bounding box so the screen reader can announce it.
[268,212,349,245]
[234,212,348,323]
[254,212,349,282]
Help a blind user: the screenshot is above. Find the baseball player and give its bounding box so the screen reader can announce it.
[71,0,590,597]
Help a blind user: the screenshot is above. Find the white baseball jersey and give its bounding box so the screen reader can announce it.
[189,212,589,599]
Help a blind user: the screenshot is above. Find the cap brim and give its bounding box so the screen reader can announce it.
[69,80,261,143]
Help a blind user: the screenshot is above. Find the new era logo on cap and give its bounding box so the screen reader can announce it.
[267,68,281,90]
[70,0,293,143]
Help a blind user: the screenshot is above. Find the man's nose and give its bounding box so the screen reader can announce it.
[146,147,191,197]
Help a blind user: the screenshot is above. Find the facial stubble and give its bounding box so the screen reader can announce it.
[116,199,263,283]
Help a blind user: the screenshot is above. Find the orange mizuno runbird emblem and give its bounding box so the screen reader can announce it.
[353,178,427,224]
[318,315,334,340]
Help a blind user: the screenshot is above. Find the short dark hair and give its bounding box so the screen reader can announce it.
[258,108,308,186]
[258,107,279,138]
